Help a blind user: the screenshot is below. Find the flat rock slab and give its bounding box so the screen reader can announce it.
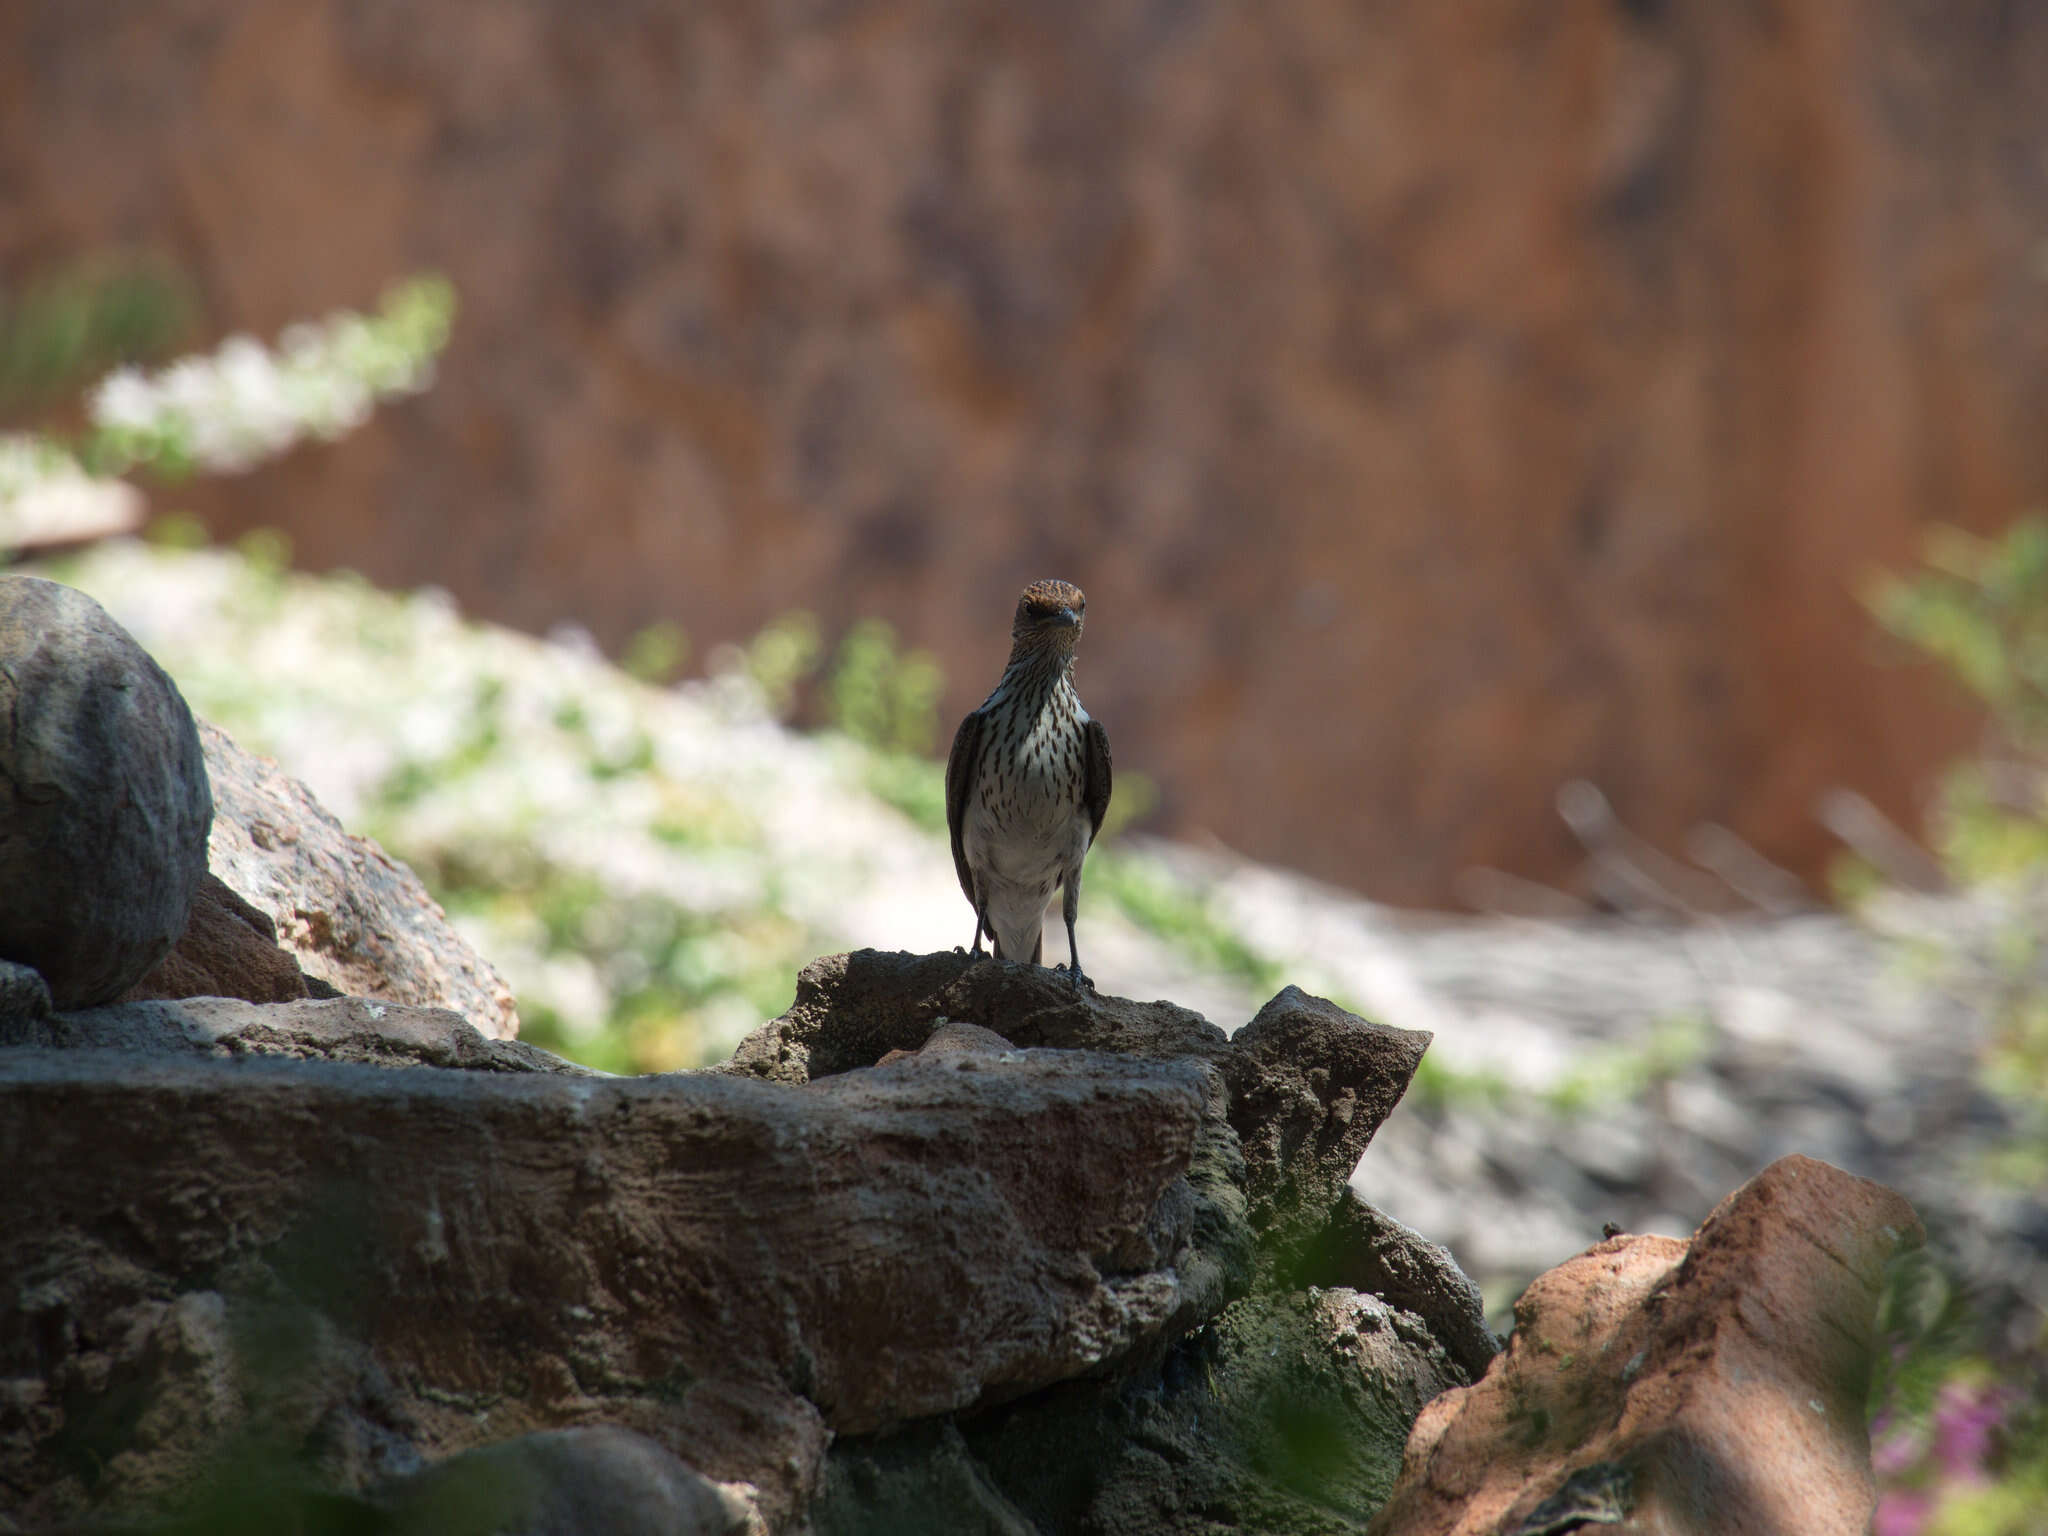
[0,1044,1207,1529]
[1366,1153,1924,1536]
[5,994,579,1073]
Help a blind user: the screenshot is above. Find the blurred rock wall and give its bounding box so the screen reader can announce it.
[3,0,2044,905]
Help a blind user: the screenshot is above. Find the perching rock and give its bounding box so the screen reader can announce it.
[1366,1154,1923,1536]
[122,870,313,1005]
[0,575,212,1006]
[200,720,520,1037]
[733,950,1467,1533]
[726,949,1432,1272]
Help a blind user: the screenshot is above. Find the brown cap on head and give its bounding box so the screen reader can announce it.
[1012,579,1086,641]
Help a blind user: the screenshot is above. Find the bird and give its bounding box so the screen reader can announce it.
[945,578,1112,988]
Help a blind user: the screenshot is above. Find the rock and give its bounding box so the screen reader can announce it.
[876,1019,1018,1066]
[814,1422,1039,1536]
[0,1022,1212,1528]
[3,994,582,1074]
[372,1426,762,1536]
[1298,1191,1500,1386]
[1365,1154,1923,1536]
[200,721,520,1038]
[0,575,212,1006]
[912,1284,1465,1535]
[1221,987,1433,1258]
[724,950,1437,1343]
[0,952,1471,1534]
[729,950,1464,1532]
[0,958,52,1027]
[121,871,312,1005]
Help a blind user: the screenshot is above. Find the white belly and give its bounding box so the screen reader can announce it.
[963,733,1090,962]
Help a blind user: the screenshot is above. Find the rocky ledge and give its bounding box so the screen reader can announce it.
[0,947,1922,1535]
[2,948,1482,1534]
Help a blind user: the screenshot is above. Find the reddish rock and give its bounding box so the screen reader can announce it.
[1366,1154,1923,1536]
[3,2,2042,903]
[122,872,312,1005]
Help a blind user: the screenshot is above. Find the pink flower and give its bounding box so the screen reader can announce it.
[1931,1379,2009,1480]
[1873,1489,1933,1536]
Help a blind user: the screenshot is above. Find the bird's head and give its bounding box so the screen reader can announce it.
[1011,578,1087,652]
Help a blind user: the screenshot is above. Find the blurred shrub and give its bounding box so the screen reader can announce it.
[85,274,454,479]
[1867,521,2048,746]
[741,611,821,718]
[1859,517,2048,1534]
[3,274,455,552]
[826,618,943,757]
[622,620,689,684]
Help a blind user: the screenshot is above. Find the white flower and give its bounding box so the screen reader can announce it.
[90,368,159,432]
[74,275,454,478]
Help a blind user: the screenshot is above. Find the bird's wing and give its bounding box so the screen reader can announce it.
[944,706,985,905]
[1082,717,1113,846]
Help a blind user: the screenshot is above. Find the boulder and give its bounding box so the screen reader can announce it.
[200,720,520,1037]
[1365,1154,1924,1536]
[0,575,212,1006]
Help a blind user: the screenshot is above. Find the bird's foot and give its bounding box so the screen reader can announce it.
[1053,962,1093,992]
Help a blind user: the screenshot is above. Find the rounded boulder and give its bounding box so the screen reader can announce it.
[0,575,213,1006]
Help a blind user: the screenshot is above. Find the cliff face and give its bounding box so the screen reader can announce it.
[4,0,2044,903]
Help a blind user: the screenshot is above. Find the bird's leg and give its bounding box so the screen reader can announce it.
[1060,874,1090,990]
[969,881,992,960]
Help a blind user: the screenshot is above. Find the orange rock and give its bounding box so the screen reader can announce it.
[1368,1154,1922,1535]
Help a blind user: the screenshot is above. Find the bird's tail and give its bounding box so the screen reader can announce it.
[990,913,1045,967]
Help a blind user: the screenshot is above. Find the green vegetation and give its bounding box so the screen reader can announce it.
[1091,852,1285,993]
[1857,517,2048,1534]
[0,257,193,411]
[2,274,453,524]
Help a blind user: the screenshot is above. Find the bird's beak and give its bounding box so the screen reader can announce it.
[1055,607,1081,628]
